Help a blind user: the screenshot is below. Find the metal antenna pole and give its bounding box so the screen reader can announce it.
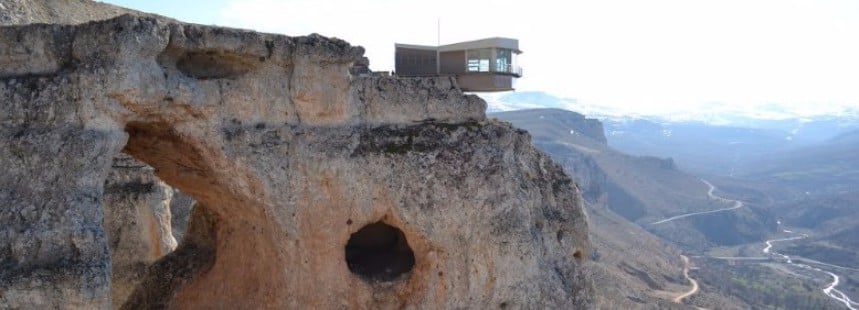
[436,17,441,74]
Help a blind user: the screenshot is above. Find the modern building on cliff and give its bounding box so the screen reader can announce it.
[394,37,522,92]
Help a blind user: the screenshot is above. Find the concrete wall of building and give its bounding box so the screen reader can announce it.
[457,74,513,92]
[395,47,437,76]
[440,50,465,74]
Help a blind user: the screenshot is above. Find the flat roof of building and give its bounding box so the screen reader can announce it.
[395,37,521,53]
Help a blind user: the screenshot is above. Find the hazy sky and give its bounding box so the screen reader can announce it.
[104,0,859,117]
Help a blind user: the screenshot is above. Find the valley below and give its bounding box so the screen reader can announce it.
[493,107,859,309]
[650,179,744,225]
[695,185,857,309]
[653,176,858,309]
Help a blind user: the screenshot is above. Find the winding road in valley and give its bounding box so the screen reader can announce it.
[823,271,859,310]
[762,233,808,256]
[646,179,857,308]
[674,255,699,304]
[655,179,857,308]
[651,179,743,225]
[764,232,859,309]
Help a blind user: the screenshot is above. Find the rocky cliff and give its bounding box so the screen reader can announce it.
[102,154,177,309]
[0,0,139,26]
[0,13,591,309]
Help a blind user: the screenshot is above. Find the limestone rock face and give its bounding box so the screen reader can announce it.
[557,110,607,145]
[102,154,177,309]
[0,0,138,26]
[0,15,591,309]
[168,190,194,242]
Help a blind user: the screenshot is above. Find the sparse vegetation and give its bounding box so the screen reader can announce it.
[695,262,837,309]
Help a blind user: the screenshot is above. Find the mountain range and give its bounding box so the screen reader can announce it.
[484,91,859,177]
[491,106,858,309]
[484,91,859,127]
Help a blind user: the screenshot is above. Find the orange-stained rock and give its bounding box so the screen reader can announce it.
[102,154,177,309]
[0,14,591,309]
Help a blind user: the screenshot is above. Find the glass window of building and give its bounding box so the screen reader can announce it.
[495,49,512,73]
[467,48,491,72]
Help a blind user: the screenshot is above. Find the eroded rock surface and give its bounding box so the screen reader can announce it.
[0,0,137,26]
[168,190,194,242]
[102,154,177,309]
[0,14,591,309]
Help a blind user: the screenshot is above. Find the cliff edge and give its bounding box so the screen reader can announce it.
[0,14,591,309]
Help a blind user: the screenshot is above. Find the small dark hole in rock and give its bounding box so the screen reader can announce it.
[499,302,509,309]
[345,221,415,282]
[346,219,353,225]
[573,249,583,261]
[556,230,564,243]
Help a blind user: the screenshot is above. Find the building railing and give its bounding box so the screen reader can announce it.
[504,64,523,76]
[464,64,522,76]
[493,64,522,76]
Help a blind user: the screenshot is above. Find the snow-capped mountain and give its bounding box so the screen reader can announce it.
[481,91,859,127]
[483,91,859,175]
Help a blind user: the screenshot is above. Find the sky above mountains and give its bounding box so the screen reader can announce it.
[105,0,859,118]
[483,91,859,124]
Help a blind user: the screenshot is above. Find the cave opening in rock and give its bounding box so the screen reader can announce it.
[100,121,219,308]
[345,221,415,282]
[119,121,202,244]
